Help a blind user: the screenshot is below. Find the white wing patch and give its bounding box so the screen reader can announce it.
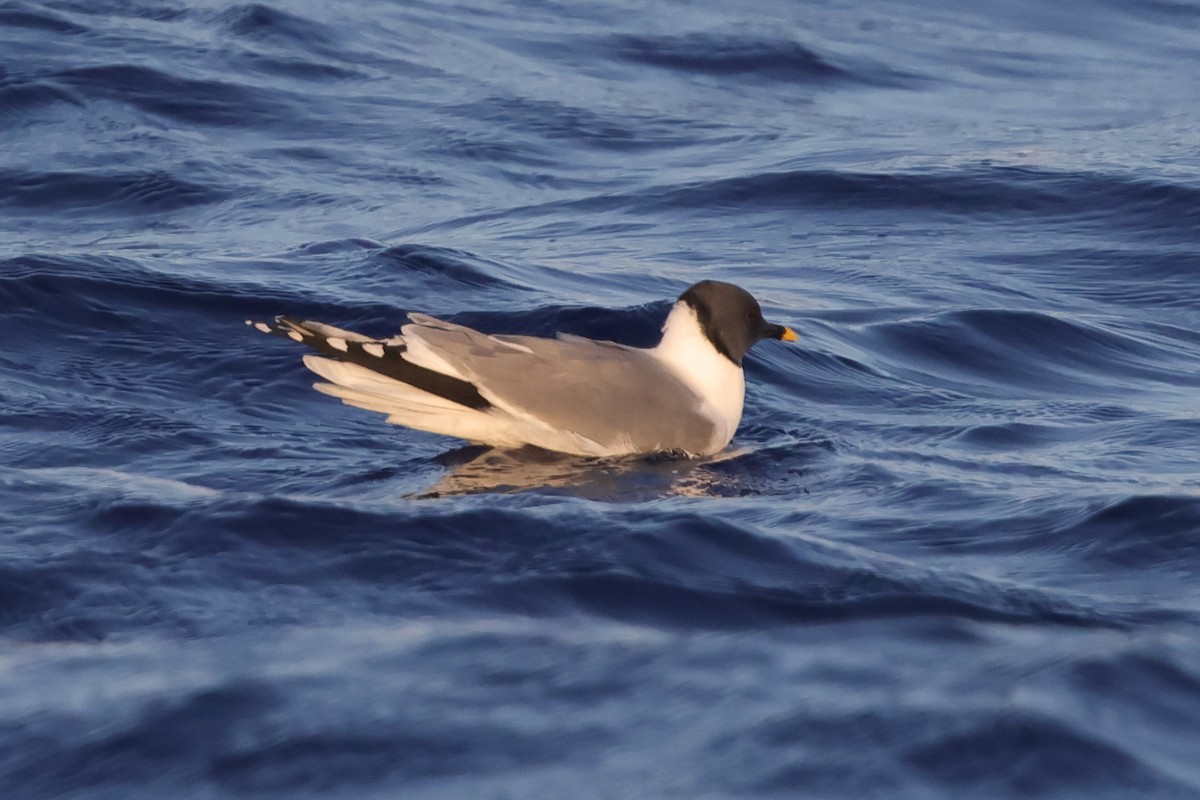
[488,335,534,354]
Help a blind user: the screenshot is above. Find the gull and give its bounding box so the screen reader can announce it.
[247,280,796,457]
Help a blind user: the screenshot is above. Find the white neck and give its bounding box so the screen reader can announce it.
[652,301,745,451]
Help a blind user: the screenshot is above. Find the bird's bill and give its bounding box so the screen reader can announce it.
[767,323,798,342]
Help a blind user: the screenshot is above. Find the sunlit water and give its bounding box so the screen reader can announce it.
[2,0,1199,797]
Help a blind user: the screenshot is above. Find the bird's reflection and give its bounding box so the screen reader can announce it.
[411,444,758,500]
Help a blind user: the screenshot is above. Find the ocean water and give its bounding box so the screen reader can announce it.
[2,0,1200,796]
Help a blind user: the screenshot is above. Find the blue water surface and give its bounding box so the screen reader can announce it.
[2,0,1200,797]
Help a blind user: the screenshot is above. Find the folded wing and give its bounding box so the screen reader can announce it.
[248,314,720,455]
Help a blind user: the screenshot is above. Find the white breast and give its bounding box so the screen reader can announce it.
[652,302,746,452]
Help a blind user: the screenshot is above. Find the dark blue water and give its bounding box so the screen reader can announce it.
[3,0,1200,796]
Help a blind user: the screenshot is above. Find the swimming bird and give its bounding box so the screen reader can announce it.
[247,280,796,457]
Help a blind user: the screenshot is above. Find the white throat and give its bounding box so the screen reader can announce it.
[652,301,746,450]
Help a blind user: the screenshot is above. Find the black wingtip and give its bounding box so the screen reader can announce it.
[247,315,493,411]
